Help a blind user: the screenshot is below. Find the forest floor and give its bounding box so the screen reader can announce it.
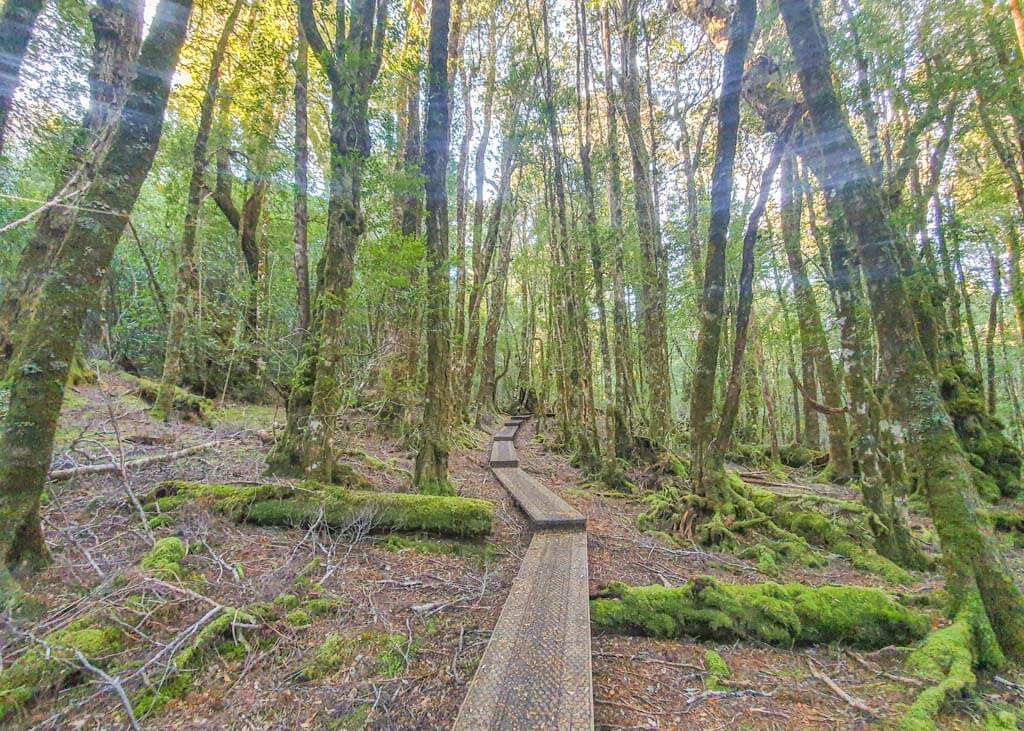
[4,370,1024,729]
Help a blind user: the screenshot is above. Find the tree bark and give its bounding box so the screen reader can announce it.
[987,252,1002,416]
[0,0,192,581]
[154,0,244,420]
[413,0,452,495]
[780,0,1024,658]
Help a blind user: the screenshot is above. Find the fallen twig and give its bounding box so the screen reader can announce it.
[48,441,221,481]
[74,650,141,730]
[807,660,876,716]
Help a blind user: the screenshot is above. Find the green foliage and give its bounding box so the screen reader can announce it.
[591,576,928,649]
[301,631,415,681]
[778,443,827,468]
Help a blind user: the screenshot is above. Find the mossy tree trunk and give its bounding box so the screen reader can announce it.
[413,0,453,496]
[0,0,141,370]
[476,225,514,419]
[267,0,387,482]
[154,0,244,420]
[780,152,852,479]
[293,20,311,339]
[689,0,755,499]
[0,0,192,580]
[602,5,639,460]
[780,0,1024,657]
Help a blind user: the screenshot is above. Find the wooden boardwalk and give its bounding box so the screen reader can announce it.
[454,417,593,730]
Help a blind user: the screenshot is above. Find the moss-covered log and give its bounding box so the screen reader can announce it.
[131,376,213,423]
[591,576,928,649]
[146,480,493,538]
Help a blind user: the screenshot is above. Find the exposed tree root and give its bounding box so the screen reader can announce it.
[591,576,928,649]
[144,480,494,538]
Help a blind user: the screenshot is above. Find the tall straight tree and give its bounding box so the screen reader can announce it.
[620,0,671,447]
[293,18,311,339]
[689,0,755,497]
[779,0,1024,658]
[0,0,192,585]
[267,0,387,481]
[414,0,453,494]
[153,0,246,420]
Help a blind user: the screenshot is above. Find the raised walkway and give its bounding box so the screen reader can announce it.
[453,416,593,730]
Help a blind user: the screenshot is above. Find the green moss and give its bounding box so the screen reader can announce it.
[285,609,312,627]
[378,534,498,564]
[132,606,255,717]
[132,376,213,423]
[779,443,827,468]
[275,594,301,610]
[0,621,125,720]
[146,480,493,538]
[704,649,731,690]
[376,633,414,678]
[939,366,1022,500]
[139,537,187,580]
[332,704,370,729]
[591,577,928,649]
[900,593,1004,730]
[302,633,358,680]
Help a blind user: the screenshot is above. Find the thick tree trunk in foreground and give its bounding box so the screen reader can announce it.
[781,0,1024,658]
[0,0,191,583]
[154,0,244,420]
[689,0,755,496]
[0,0,44,155]
[413,0,452,495]
[0,0,141,369]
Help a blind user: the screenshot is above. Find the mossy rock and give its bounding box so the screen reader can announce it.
[939,366,1022,500]
[591,576,928,649]
[147,481,493,538]
[0,620,126,720]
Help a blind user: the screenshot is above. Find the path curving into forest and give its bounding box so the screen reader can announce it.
[454,416,594,730]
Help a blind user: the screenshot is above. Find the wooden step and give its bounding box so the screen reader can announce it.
[453,530,593,730]
[491,467,586,530]
[494,424,519,441]
[490,440,519,468]
[509,414,530,423]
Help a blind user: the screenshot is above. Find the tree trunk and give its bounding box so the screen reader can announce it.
[620,0,670,446]
[413,0,452,495]
[0,0,44,155]
[0,0,191,581]
[267,0,387,481]
[987,252,1002,416]
[780,0,1024,658]
[780,152,852,479]
[689,0,755,497]
[154,0,244,420]
[476,225,514,417]
[0,0,141,368]
[293,19,311,339]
